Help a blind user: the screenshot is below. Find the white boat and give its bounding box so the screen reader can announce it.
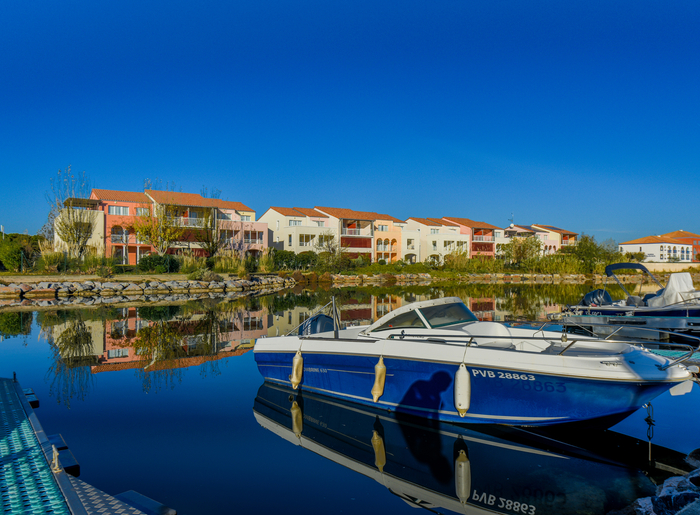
[254,297,696,427]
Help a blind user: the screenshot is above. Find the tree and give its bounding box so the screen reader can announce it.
[502,236,542,265]
[132,203,185,256]
[313,230,349,272]
[194,210,226,258]
[47,166,98,259]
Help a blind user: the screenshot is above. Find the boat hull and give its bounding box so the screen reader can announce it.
[254,350,679,427]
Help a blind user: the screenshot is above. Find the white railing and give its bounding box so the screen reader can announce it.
[472,235,493,242]
[561,240,576,246]
[244,238,264,244]
[342,228,362,236]
[168,217,207,228]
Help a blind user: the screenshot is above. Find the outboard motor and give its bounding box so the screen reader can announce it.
[299,314,335,336]
[580,289,613,307]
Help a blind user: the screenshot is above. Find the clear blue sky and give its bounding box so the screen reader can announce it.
[2,1,698,243]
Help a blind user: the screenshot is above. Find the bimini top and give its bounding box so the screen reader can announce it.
[361,297,478,334]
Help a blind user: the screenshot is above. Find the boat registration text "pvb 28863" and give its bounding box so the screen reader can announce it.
[471,369,567,392]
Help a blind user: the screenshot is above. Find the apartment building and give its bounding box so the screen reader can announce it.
[404,218,470,263]
[258,207,331,253]
[55,188,266,264]
[501,224,560,255]
[442,217,501,258]
[659,230,700,262]
[620,235,694,262]
[530,225,578,253]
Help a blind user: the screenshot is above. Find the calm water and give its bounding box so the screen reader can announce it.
[1,284,699,515]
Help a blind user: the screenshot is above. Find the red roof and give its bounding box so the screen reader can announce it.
[91,189,150,203]
[315,206,384,221]
[531,224,578,236]
[293,207,328,218]
[621,235,687,245]
[144,189,252,211]
[660,230,700,240]
[442,217,500,230]
[407,217,442,226]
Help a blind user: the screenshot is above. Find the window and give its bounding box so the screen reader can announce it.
[136,207,149,217]
[430,228,439,235]
[314,221,325,227]
[377,224,388,232]
[276,220,280,230]
[107,348,129,359]
[299,234,313,247]
[407,239,414,250]
[108,205,129,216]
[288,235,292,246]
[240,215,251,221]
[432,241,437,251]
[289,220,302,226]
[218,212,231,220]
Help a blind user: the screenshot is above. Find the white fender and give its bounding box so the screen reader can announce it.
[455,449,471,503]
[371,430,386,472]
[290,350,303,390]
[371,356,386,402]
[454,363,471,417]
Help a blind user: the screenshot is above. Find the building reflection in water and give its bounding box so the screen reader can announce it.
[41,284,588,404]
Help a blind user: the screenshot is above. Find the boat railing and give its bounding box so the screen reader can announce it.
[383,321,700,369]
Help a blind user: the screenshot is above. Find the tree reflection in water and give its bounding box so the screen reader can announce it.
[45,313,97,408]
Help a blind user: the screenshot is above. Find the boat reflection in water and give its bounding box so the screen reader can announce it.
[253,381,691,515]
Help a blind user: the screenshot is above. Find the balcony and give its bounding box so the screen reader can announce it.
[472,235,493,242]
[110,234,148,245]
[244,238,264,244]
[168,217,207,228]
[561,240,576,246]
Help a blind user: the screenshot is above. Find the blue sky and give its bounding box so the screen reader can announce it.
[2,1,698,243]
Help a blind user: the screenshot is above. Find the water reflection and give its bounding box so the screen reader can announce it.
[35,283,617,406]
[254,381,690,515]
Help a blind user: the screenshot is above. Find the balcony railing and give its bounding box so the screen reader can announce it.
[472,235,493,242]
[110,234,148,245]
[168,217,207,228]
[342,228,362,236]
[561,240,576,246]
[244,238,264,244]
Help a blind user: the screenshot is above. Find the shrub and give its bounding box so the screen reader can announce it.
[0,241,23,272]
[138,253,180,273]
[187,268,223,282]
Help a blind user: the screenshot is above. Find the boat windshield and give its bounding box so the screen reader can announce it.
[418,302,478,328]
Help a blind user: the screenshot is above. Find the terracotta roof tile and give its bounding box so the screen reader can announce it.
[91,189,150,203]
[267,207,305,217]
[213,199,254,212]
[531,224,578,236]
[660,230,700,239]
[315,206,380,221]
[621,235,688,245]
[144,189,253,212]
[293,207,329,218]
[407,217,441,226]
[374,213,405,224]
[426,217,459,227]
[442,217,501,230]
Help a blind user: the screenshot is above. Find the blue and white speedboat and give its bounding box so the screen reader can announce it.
[254,297,696,427]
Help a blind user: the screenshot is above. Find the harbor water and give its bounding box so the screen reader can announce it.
[1,283,698,514]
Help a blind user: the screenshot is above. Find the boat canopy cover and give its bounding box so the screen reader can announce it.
[361,297,477,333]
[646,273,698,307]
[605,263,650,277]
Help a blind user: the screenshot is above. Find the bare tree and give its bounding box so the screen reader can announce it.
[47,166,98,259]
[194,209,226,258]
